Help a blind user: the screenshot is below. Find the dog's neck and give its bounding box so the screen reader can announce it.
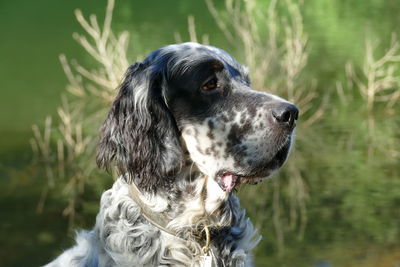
[131,158,234,237]
[95,168,259,266]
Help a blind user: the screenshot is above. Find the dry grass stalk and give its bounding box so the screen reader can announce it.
[348,35,400,111]
[31,116,54,187]
[342,34,400,158]
[31,0,130,228]
[174,16,210,45]
[67,0,129,105]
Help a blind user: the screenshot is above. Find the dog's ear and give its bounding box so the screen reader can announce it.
[96,62,183,192]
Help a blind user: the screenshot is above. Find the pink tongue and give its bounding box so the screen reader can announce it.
[221,173,235,192]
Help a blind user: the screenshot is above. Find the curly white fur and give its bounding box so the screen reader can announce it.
[46,177,260,267]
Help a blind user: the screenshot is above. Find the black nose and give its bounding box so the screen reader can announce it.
[272,103,299,129]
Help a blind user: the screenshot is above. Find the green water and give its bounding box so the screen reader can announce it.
[0,0,399,266]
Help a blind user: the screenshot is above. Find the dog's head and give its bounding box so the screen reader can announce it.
[97,42,298,193]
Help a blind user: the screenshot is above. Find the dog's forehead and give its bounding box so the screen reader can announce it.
[145,42,249,79]
[165,42,231,60]
[169,42,233,62]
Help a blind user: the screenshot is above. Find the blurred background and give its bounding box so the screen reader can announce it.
[0,0,399,266]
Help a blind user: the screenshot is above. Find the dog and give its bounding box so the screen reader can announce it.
[45,42,298,267]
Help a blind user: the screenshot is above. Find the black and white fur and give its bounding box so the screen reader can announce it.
[45,42,298,267]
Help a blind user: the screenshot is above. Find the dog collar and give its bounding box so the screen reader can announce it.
[128,182,211,254]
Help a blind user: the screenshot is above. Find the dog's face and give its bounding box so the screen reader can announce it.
[97,42,298,193]
[162,43,298,193]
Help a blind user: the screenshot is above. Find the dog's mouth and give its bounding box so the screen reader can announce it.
[216,141,291,193]
[217,173,264,193]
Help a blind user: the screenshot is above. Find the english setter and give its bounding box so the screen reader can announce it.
[46,42,298,267]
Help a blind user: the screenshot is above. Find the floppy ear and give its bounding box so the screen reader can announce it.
[96,62,183,192]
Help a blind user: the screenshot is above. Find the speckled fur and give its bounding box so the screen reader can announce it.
[45,42,297,267]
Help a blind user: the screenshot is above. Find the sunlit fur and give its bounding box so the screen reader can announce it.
[45,42,297,267]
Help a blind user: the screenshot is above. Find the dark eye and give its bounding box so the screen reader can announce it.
[202,78,219,91]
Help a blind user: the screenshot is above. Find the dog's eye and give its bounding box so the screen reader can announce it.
[202,78,219,91]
